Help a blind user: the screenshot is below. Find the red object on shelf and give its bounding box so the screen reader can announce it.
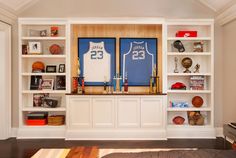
[26,119,47,126]
[176,31,197,37]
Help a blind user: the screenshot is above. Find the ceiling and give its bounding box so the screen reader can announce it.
[0,0,235,25]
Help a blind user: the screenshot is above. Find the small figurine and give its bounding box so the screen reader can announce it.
[174,57,179,73]
[194,64,200,73]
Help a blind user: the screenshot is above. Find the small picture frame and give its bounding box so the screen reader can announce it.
[40,30,47,37]
[22,44,28,55]
[28,42,42,54]
[58,64,65,73]
[41,79,54,90]
[46,65,57,73]
[55,76,66,90]
[33,93,49,107]
[30,76,42,90]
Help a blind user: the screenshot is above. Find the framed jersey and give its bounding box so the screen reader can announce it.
[120,38,158,86]
[78,38,116,86]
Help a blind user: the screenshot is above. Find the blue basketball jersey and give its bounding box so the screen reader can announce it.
[123,41,154,85]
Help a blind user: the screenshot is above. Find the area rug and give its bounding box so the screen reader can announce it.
[32,148,197,158]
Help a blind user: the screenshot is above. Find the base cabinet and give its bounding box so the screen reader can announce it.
[66,95,167,140]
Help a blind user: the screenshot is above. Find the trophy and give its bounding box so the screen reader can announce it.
[181,57,193,73]
[174,57,179,73]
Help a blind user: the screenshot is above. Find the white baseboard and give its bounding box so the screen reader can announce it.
[167,127,216,139]
[215,127,223,137]
[11,128,17,137]
[66,129,167,140]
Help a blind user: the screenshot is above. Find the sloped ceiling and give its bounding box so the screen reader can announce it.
[0,0,235,25]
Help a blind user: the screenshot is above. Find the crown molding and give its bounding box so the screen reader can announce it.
[216,3,236,26]
[198,0,217,12]
[0,5,17,24]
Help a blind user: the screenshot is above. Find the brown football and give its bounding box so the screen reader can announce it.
[32,61,45,71]
[192,96,204,107]
[173,116,185,125]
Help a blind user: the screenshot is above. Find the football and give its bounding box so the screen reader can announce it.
[49,44,62,54]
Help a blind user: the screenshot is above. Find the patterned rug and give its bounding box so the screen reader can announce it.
[32,148,197,158]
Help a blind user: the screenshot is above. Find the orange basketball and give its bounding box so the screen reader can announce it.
[32,61,45,71]
[49,44,62,54]
[192,96,204,107]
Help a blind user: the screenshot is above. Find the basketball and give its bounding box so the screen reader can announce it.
[192,96,204,107]
[49,44,62,54]
[173,116,185,125]
[32,61,45,72]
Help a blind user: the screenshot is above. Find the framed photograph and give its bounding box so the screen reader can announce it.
[120,38,158,86]
[28,41,42,54]
[55,76,66,90]
[78,38,116,86]
[46,65,57,73]
[30,76,42,90]
[22,44,28,55]
[33,93,49,107]
[41,79,54,90]
[40,30,47,37]
[58,64,65,73]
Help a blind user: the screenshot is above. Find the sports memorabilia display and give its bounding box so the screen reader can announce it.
[78,38,116,86]
[173,40,185,52]
[176,31,197,37]
[181,57,192,73]
[120,38,157,86]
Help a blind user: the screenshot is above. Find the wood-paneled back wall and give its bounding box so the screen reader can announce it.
[71,24,163,93]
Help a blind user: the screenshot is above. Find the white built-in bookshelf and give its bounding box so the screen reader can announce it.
[165,20,214,137]
[18,19,70,138]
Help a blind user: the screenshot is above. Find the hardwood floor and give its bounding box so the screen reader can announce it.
[0,137,231,158]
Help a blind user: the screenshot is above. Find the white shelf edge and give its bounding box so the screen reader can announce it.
[167,90,211,94]
[22,107,66,112]
[167,73,211,76]
[167,37,211,40]
[167,107,212,111]
[21,37,66,40]
[167,52,211,56]
[21,125,66,129]
[22,73,66,76]
[22,55,66,58]
[167,124,212,128]
[22,90,67,94]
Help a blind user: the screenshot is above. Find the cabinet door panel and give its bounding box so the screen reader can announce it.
[117,97,140,128]
[92,97,115,128]
[68,98,91,128]
[141,97,163,128]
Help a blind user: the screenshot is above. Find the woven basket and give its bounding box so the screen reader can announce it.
[48,115,65,125]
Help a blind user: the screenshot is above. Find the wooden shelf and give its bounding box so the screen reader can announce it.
[22,55,66,58]
[167,52,211,56]
[167,37,211,41]
[167,107,212,112]
[167,90,211,94]
[22,73,66,76]
[22,107,66,112]
[21,37,66,40]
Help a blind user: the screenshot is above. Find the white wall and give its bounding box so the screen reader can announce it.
[19,0,215,18]
[222,19,236,124]
[12,0,225,128]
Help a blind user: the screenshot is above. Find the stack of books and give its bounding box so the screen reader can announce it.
[26,112,48,126]
[190,76,205,90]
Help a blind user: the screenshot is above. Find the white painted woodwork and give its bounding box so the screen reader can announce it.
[117,97,140,128]
[68,97,91,129]
[0,22,11,140]
[92,97,115,128]
[141,97,163,128]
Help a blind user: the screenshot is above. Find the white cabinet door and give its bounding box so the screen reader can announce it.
[117,97,140,128]
[92,97,115,128]
[141,97,163,128]
[68,97,92,129]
